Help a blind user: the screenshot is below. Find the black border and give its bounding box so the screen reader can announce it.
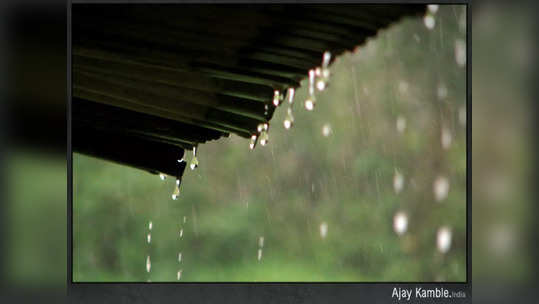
[67,1,472,302]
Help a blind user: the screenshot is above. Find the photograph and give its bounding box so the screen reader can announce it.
[71,3,467,283]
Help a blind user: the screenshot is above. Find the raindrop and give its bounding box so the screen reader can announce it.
[393,170,404,194]
[249,134,258,150]
[304,98,315,111]
[427,4,439,14]
[398,81,409,95]
[458,106,466,126]
[273,90,282,107]
[190,146,199,170]
[320,222,328,239]
[178,252,182,262]
[258,123,269,146]
[424,14,436,30]
[258,236,264,248]
[433,176,450,202]
[179,229,184,238]
[413,33,421,43]
[177,270,183,280]
[287,88,295,104]
[396,116,406,134]
[322,123,332,137]
[305,70,316,110]
[146,256,151,273]
[316,79,326,91]
[148,221,153,230]
[283,108,294,129]
[436,226,452,254]
[172,180,180,200]
[257,248,263,261]
[159,173,166,180]
[437,83,448,100]
[393,212,408,236]
[441,127,452,149]
[183,216,187,224]
[455,39,466,67]
[322,51,331,68]
[147,233,151,244]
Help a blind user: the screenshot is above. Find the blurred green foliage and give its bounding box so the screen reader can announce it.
[73,5,466,282]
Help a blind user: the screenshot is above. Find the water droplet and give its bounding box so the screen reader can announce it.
[393,212,408,236]
[190,146,199,170]
[322,51,331,68]
[179,229,183,238]
[436,226,452,254]
[424,14,436,30]
[320,222,328,239]
[159,173,166,180]
[287,88,295,104]
[249,134,258,150]
[259,131,269,146]
[441,127,452,149]
[257,248,263,261]
[308,69,315,97]
[177,270,182,280]
[147,233,151,244]
[433,176,450,202]
[393,170,404,194]
[322,123,332,137]
[258,236,264,248]
[183,216,187,224]
[283,108,294,129]
[148,221,153,230]
[178,252,182,262]
[273,90,281,107]
[455,39,466,67]
[458,106,466,126]
[146,256,151,273]
[396,116,407,134]
[437,83,448,100]
[413,33,421,43]
[427,4,439,14]
[172,181,180,200]
[398,81,409,95]
[304,98,315,111]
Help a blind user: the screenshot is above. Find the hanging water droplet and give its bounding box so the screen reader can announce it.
[172,179,180,200]
[424,14,436,30]
[393,211,408,236]
[427,4,439,14]
[257,248,263,261]
[283,108,294,129]
[249,134,258,150]
[146,256,151,273]
[393,170,404,194]
[147,233,151,244]
[287,88,295,104]
[159,173,166,180]
[437,226,452,254]
[259,131,269,146]
[190,146,199,170]
[320,222,328,239]
[178,252,182,262]
[433,176,450,202]
[272,90,281,107]
[177,270,182,280]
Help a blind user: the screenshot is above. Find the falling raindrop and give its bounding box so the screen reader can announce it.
[257,248,263,261]
[437,226,452,254]
[320,222,328,239]
[172,180,180,200]
[398,81,409,95]
[393,212,408,236]
[273,90,282,107]
[424,14,436,30]
[396,116,406,134]
[147,233,151,244]
[264,104,269,116]
[283,108,294,129]
[433,176,450,202]
[322,123,332,137]
[304,98,315,111]
[159,173,166,180]
[393,170,404,194]
[258,123,269,146]
[183,216,187,224]
[178,252,182,262]
[441,127,452,149]
[455,39,466,67]
[258,236,264,248]
[179,229,184,238]
[172,159,187,200]
[177,270,182,280]
[458,106,466,126]
[304,69,316,110]
[427,4,439,14]
[148,221,153,230]
[146,256,151,273]
[249,134,258,150]
[190,146,199,170]
[287,87,295,104]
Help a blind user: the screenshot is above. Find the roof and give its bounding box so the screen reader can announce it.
[72,4,426,177]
